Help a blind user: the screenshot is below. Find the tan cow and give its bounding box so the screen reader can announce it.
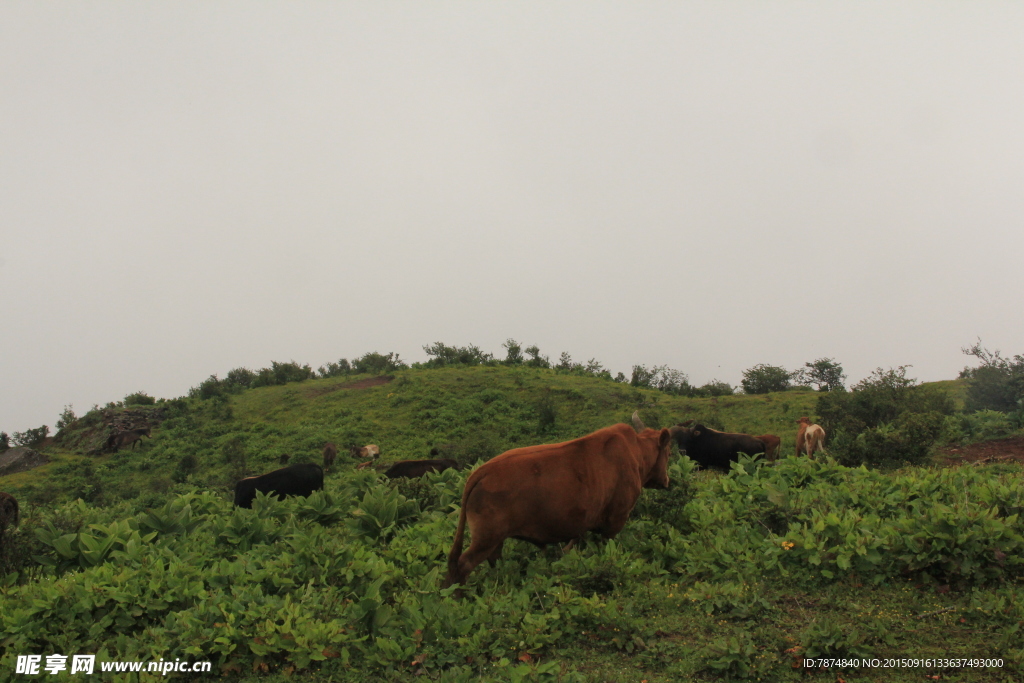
[795,417,826,458]
[349,444,380,460]
[442,412,671,590]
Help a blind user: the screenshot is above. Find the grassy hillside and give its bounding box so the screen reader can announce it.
[3,368,1022,682]
[4,366,822,508]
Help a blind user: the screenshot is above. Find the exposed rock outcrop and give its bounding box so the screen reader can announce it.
[0,447,50,477]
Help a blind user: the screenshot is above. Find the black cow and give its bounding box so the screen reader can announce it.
[669,424,766,471]
[384,458,459,479]
[233,463,324,508]
[106,427,151,452]
[0,492,19,530]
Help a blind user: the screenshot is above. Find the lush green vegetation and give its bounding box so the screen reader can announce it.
[2,362,1023,681]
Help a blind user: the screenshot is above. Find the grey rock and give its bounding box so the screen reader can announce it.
[0,446,50,477]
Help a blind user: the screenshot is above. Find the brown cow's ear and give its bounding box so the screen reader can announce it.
[658,428,671,448]
[693,429,701,437]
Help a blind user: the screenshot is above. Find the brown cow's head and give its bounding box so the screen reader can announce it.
[796,417,811,425]
[642,428,672,490]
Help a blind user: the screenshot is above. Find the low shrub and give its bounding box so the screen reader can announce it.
[819,367,954,467]
[10,425,49,448]
[124,391,156,406]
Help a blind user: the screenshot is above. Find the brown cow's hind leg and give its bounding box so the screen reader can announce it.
[486,540,505,567]
[451,538,501,588]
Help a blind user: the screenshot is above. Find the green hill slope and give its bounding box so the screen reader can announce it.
[4,368,1020,682]
[8,366,822,506]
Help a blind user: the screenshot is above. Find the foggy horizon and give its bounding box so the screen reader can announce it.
[3,2,1023,435]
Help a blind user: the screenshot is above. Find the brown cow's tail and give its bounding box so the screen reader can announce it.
[444,471,482,588]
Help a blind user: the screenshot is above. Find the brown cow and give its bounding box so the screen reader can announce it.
[349,444,380,460]
[385,458,459,479]
[442,412,671,589]
[106,427,151,452]
[0,492,19,531]
[322,442,337,470]
[755,434,781,462]
[795,417,826,458]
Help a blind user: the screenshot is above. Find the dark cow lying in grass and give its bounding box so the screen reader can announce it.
[443,411,670,590]
[384,458,458,479]
[233,463,324,509]
[106,427,151,452]
[670,423,766,471]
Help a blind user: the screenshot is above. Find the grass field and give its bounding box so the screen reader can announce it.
[1,367,1021,681]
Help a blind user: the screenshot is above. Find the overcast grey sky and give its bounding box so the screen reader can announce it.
[3,2,1023,434]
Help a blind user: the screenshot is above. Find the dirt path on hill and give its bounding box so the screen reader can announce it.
[937,435,1024,466]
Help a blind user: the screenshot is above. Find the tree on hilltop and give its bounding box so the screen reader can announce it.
[741,364,791,394]
[795,358,846,392]
[960,339,1024,413]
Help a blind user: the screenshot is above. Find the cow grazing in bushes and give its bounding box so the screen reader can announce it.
[442,411,670,590]
[322,442,338,470]
[670,423,766,471]
[384,458,458,479]
[350,444,380,460]
[106,427,151,452]
[755,434,782,462]
[233,463,324,509]
[278,454,291,465]
[795,417,826,458]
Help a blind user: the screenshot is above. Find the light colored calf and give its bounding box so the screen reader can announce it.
[349,444,380,459]
[795,417,826,458]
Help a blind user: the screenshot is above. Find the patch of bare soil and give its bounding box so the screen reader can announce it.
[306,375,393,398]
[937,435,1024,467]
